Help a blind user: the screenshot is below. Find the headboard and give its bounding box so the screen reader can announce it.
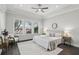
[47,30,64,37]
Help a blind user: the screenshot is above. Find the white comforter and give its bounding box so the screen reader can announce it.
[33,35,62,51]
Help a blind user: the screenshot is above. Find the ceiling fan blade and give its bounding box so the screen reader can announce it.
[32,7,41,9]
[32,7,37,9]
[41,9,44,13]
[35,9,39,13]
[42,7,48,9]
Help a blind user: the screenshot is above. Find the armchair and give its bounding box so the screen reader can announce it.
[0,36,3,54]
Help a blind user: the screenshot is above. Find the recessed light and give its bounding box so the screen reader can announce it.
[19,4,23,7]
[56,5,59,8]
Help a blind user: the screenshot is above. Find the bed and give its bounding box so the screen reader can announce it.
[33,35,62,51]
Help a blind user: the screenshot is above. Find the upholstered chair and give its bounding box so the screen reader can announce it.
[0,36,3,54]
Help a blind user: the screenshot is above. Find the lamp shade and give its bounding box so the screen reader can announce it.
[64,31,71,37]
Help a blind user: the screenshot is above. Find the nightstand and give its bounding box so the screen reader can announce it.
[63,36,72,45]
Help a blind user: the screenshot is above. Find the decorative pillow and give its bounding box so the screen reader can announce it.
[49,33,55,37]
[55,33,61,37]
[40,35,47,37]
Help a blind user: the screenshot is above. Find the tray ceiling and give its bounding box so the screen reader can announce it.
[2,4,79,19]
[6,4,68,15]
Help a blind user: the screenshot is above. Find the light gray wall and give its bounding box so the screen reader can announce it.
[44,9,79,47]
[0,5,6,34]
[0,11,5,32]
[5,13,43,40]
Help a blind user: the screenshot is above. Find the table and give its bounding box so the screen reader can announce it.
[63,36,72,45]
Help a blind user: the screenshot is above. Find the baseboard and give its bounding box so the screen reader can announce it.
[59,43,79,48]
[71,43,79,48]
[18,39,32,43]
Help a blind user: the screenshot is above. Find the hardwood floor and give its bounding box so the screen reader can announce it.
[1,43,20,55]
[58,44,79,55]
[1,40,79,55]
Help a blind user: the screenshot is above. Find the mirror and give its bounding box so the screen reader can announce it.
[52,23,58,29]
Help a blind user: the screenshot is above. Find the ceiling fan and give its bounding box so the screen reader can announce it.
[32,4,48,13]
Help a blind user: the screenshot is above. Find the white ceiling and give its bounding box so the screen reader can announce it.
[6,4,68,15]
[1,4,79,19]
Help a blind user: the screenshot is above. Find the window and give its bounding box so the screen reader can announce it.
[25,21,32,34]
[14,20,23,34]
[14,20,39,34]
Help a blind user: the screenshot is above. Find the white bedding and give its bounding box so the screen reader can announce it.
[33,35,62,51]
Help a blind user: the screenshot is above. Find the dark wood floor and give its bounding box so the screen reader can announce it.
[1,43,20,55]
[1,40,79,55]
[58,44,79,55]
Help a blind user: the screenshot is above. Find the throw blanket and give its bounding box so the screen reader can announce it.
[48,41,55,50]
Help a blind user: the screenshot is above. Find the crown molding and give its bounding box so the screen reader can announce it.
[45,7,79,19]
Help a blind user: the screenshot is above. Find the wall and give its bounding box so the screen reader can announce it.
[0,5,6,34]
[44,9,79,47]
[5,12,43,41]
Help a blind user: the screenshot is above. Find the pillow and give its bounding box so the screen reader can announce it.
[55,33,61,37]
[49,33,54,37]
[8,34,14,37]
[40,35,47,37]
[49,33,62,37]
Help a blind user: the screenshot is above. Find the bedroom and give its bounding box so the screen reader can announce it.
[0,4,79,55]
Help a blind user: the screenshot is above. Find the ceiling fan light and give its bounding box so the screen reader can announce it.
[32,4,48,13]
[19,4,23,7]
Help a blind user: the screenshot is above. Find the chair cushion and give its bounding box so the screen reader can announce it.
[14,37,19,42]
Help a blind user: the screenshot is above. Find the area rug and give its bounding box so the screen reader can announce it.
[18,41,63,55]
